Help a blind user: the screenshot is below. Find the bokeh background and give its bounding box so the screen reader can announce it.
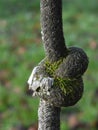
[0,0,98,130]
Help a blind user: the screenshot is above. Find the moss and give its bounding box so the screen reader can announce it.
[54,77,76,95]
[44,58,77,95]
[44,58,63,76]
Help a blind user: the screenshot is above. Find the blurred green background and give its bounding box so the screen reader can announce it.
[0,0,98,130]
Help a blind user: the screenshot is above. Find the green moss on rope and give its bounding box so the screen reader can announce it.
[54,77,80,97]
[54,77,73,94]
[44,59,63,76]
[44,58,78,95]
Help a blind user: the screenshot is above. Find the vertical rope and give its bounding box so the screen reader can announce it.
[40,0,67,62]
[38,0,66,129]
[38,99,61,130]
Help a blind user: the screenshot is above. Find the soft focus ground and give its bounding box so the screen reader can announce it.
[0,0,98,130]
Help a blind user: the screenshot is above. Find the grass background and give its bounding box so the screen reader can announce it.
[0,0,98,130]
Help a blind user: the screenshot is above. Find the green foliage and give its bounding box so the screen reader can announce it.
[0,0,98,130]
[0,0,40,17]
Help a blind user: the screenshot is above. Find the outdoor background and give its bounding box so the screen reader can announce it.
[0,0,98,130]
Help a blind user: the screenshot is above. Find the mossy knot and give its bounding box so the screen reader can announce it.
[28,46,89,107]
